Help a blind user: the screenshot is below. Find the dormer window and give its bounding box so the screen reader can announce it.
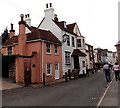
[7,46,12,55]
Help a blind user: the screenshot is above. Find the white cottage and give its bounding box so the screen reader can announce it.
[38,3,86,75]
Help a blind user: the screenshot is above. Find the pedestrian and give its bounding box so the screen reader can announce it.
[103,62,111,82]
[112,62,120,81]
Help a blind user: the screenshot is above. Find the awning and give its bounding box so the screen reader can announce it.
[71,49,86,57]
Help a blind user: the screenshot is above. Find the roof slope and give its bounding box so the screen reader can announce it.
[52,20,77,36]
[3,36,18,46]
[72,49,86,56]
[27,27,61,44]
[3,27,61,46]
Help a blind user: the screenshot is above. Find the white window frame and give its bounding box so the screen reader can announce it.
[46,63,52,75]
[54,45,58,55]
[77,39,81,47]
[65,51,71,65]
[7,46,12,55]
[46,43,51,54]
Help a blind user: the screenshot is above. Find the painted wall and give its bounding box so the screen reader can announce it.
[43,42,62,82]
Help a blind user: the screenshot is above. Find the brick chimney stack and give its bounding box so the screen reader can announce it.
[9,23,15,38]
[18,14,27,56]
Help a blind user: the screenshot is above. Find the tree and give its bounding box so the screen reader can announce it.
[1,29,9,44]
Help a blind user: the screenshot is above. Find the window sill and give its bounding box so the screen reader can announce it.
[65,63,71,65]
[55,53,59,56]
[46,74,52,76]
[46,53,52,55]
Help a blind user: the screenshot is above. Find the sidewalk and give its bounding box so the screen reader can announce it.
[1,78,22,91]
[99,76,119,106]
[1,78,65,90]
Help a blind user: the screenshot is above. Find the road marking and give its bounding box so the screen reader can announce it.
[96,75,115,108]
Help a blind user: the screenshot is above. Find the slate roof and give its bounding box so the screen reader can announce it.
[71,49,86,56]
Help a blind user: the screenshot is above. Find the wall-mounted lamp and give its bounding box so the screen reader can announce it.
[63,33,69,42]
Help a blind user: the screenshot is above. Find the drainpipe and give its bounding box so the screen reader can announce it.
[41,41,44,82]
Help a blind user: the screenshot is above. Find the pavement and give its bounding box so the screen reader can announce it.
[1,78,22,91]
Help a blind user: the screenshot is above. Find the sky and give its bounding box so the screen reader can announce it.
[0,0,119,51]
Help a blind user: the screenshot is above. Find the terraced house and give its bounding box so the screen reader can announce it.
[2,14,62,83]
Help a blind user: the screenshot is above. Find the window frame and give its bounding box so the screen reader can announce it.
[7,46,12,55]
[77,39,81,47]
[54,45,58,55]
[65,51,71,65]
[72,37,75,47]
[46,63,52,75]
[46,43,51,54]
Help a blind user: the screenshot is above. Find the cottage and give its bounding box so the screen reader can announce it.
[2,14,62,83]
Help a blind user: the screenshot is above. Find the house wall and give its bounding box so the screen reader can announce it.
[43,42,62,82]
[61,31,77,75]
[26,41,41,83]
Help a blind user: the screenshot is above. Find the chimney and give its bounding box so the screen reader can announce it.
[54,14,58,21]
[18,14,27,56]
[25,14,31,33]
[44,3,54,20]
[9,23,15,38]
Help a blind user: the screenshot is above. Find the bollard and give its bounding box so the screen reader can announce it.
[43,73,46,86]
[68,69,71,80]
[65,72,68,82]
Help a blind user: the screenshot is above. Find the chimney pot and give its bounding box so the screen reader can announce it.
[46,3,48,8]
[27,14,30,17]
[50,3,52,7]
[25,14,27,18]
[11,23,13,30]
[20,14,24,21]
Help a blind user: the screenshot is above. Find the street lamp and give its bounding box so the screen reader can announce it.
[63,33,69,42]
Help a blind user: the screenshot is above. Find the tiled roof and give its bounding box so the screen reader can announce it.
[3,36,18,46]
[52,20,77,36]
[27,27,61,44]
[67,23,76,31]
[72,49,86,56]
[3,27,61,46]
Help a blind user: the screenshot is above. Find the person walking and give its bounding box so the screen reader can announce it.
[112,62,120,81]
[103,62,111,82]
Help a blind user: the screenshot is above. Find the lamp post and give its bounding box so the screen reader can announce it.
[63,33,69,42]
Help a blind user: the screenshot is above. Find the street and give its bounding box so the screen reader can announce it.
[2,71,119,107]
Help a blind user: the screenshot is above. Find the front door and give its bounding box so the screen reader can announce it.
[73,56,80,69]
[55,63,59,79]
